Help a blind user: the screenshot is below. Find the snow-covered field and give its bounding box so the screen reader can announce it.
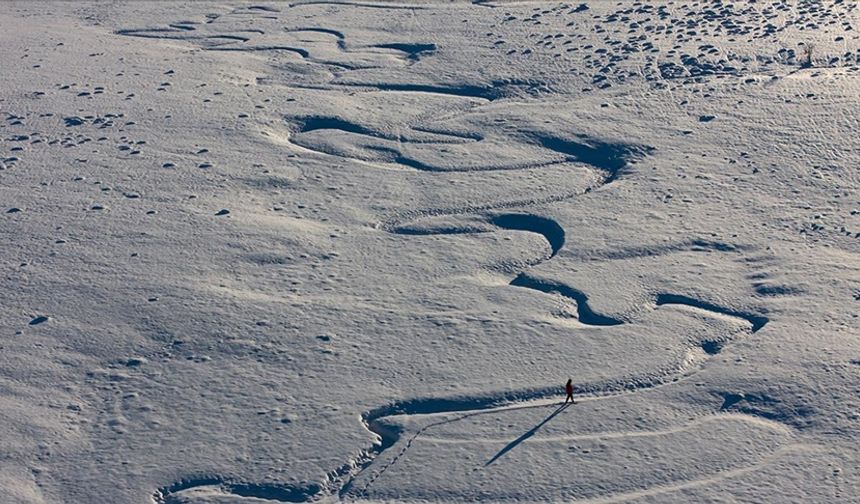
[3,1,860,502]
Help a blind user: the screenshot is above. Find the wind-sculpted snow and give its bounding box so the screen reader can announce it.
[6,2,858,503]
[154,96,776,500]
[509,274,772,335]
[148,59,778,498]
[286,111,651,175]
[116,20,437,71]
[156,306,782,503]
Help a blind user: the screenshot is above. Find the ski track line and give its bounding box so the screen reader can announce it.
[416,413,794,445]
[581,444,818,504]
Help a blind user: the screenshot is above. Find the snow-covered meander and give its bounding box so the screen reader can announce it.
[2,1,860,503]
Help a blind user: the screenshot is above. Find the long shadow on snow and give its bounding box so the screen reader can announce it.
[373,43,437,62]
[346,395,569,497]
[485,402,572,466]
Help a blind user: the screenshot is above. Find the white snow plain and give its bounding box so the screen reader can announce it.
[2,1,860,503]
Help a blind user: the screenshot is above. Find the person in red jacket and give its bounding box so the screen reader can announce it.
[564,378,576,404]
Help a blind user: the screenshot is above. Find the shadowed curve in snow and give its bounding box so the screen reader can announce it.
[509,273,623,326]
[489,213,565,258]
[154,478,321,504]
[336,80,538,101]
[208,45,310,57]
[509,274,771,333]
[656,293,769,332]
[529,133,654,183]
[388,213,564,258]
[373,42,437,62]
[289,115,476,145]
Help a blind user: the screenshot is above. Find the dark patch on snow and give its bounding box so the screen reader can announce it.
[527,133,653,182]
[229,482,321,502]
[717,392,811,426]
[392,224,491,236]
[753,283,803,297]
[689,239,740,252]
[373,42,436,62]
[245,252,292,265]
[719,392,745,410]
[154,477,319,503]
[247,5,280,12]
[64,117,85,126]
[700,340,723,355]
[293,116,382,137]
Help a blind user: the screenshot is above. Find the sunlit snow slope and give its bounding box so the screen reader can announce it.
[2,1,860,503]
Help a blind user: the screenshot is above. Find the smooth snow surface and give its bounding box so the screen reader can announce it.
[2,1,860,503]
